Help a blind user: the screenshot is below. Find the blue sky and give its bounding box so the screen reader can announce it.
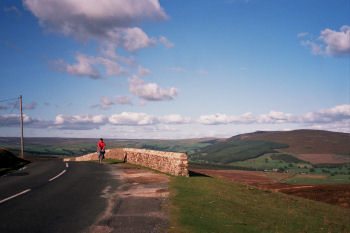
[0,0,349,139]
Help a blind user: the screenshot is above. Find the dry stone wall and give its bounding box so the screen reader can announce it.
[64,148,189,177]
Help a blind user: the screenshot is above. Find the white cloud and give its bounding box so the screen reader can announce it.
[258,111,297,124]
[0,114,21,126]
[54,114,107,130]
[300,25,350,57]
[159,36,174,48]
[23,0,167,50]
[0,114,50,128]
[158,114,192,124]
[116,95,133,105]
[198,112,256,125]
[3,104,350,134]
[169,67,186,72]
[198,114,232,125]
[297,32,309,38]
[128,75,179,101]
[53,53,128,79]
[319,25,350,56]
[100,96,113,106]
[96,57,129,76]
[99,44,136,66]
[138,65,151,76]
[232,112,256,124]
[109,112,156,125]
[198,105,350,127]
[65,53,100,79]
[90,96,114,110]
[121,27,157,51]
[302,104,350,123]
[304,120,350,133]
[91,95,133,109]
[301,40,324,55]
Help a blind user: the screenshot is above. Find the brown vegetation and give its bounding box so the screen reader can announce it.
[238,129,350,155]
[297,153,350,164]
[191,169,350,208]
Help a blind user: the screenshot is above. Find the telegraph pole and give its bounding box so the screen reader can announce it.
[20,95,24,158]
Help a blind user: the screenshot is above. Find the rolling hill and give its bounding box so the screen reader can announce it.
[190,130,350,166]
[237,129,350,155]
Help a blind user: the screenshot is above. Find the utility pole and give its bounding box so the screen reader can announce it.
[20,95,24,158]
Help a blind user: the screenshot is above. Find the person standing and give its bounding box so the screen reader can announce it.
[97,138,106,164]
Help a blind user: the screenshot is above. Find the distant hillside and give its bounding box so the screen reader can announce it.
[0,137,221,158]
[0,148,29,175]
[190,129,350,166]
[236,129,350,155]
[190,138,288,164]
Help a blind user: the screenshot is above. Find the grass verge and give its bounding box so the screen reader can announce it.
[169,175,350,233]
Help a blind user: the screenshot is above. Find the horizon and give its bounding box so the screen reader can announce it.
[0,128,348,141]
[0,0,349,139]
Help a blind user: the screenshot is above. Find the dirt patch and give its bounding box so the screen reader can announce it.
[191,169,350,208]
[277,184,350,208]
[191,169,278,186]
[87,163,169,233]
[297,154,350,164]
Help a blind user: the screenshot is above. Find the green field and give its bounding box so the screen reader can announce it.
[190,138,288,164]
[230,153,310,170]
[0,137,218,158]
[169,175,350,233]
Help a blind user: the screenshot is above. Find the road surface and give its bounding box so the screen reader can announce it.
[0,161,169,233]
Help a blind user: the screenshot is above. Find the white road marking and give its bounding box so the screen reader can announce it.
[65,162,69,168]
[19,166,27,171]
[49,170,66,182]
[0,189,31,204]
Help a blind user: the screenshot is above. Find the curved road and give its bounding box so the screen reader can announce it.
[0,161,119,233]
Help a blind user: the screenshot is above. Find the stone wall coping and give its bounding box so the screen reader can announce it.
[123,148,187,160]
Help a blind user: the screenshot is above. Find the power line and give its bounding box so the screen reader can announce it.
[0,97,19,103]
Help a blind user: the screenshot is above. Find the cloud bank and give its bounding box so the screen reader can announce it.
[2,105,350,133]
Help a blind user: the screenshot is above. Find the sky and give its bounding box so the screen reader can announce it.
[0,0,349,139]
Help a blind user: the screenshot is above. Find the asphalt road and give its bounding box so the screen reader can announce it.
[0,161,119,233]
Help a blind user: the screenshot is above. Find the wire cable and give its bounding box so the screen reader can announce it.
[0,97,19,103]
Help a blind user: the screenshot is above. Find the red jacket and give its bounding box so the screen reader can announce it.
[98,142,105,150]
